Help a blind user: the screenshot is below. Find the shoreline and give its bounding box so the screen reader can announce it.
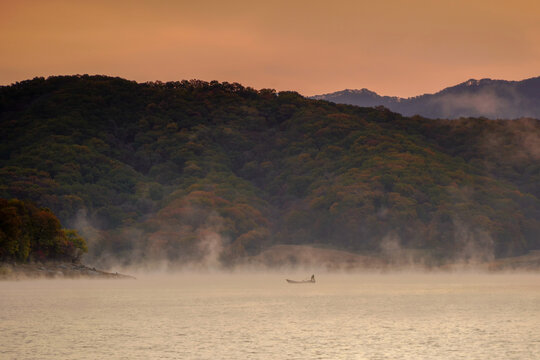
[0,261,135,280]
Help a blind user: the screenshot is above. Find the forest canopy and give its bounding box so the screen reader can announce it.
[1,75,539,267]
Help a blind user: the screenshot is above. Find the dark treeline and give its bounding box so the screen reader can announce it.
[1,75,539,266]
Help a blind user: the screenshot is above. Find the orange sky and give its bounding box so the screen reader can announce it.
[1,0,539,97]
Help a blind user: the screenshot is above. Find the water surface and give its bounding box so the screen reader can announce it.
[1,273,539,359]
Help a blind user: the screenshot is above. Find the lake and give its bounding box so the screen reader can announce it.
[1,272,539,359]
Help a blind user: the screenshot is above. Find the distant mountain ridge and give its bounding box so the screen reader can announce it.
[311,77,540,119]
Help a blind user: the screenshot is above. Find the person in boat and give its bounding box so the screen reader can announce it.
[311,274,315,282]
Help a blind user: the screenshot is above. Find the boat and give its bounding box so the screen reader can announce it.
[286,279,315,283]
[286,275,315,283]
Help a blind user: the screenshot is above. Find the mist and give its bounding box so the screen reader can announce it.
[3,76,539,277]
[428,90,517,119]
[313,76,540,120]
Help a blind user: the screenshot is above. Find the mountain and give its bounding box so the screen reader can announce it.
[1,75,539,267]
[311,77,540,119]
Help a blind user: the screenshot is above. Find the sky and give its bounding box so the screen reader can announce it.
[1,0,539,97]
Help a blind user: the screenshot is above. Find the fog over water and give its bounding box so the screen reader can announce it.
[1,272,539,359]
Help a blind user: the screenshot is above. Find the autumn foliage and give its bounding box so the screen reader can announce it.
[1,75,539,265]
[0,199,88,262]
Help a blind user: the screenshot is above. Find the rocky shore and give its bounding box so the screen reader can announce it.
[0,261,135,280]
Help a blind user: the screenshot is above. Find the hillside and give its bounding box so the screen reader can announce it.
[1,75,539,268]
[311,77,540,119]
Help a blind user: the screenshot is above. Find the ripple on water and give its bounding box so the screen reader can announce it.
[0,273,539,359]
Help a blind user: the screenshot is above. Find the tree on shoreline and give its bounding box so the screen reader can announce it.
[0,198,88,262]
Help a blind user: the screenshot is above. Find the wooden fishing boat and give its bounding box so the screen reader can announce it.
[286,279,315,284]
[286,275,315,283]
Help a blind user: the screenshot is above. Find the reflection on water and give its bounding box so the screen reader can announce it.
[1,273,539,359]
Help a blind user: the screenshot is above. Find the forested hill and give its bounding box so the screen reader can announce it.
[1,75,539,267]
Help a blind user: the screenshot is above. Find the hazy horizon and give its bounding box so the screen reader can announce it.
[2,0,539,97]
[3,73,539,100]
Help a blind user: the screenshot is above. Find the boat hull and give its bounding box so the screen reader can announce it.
[286,279,315,284]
